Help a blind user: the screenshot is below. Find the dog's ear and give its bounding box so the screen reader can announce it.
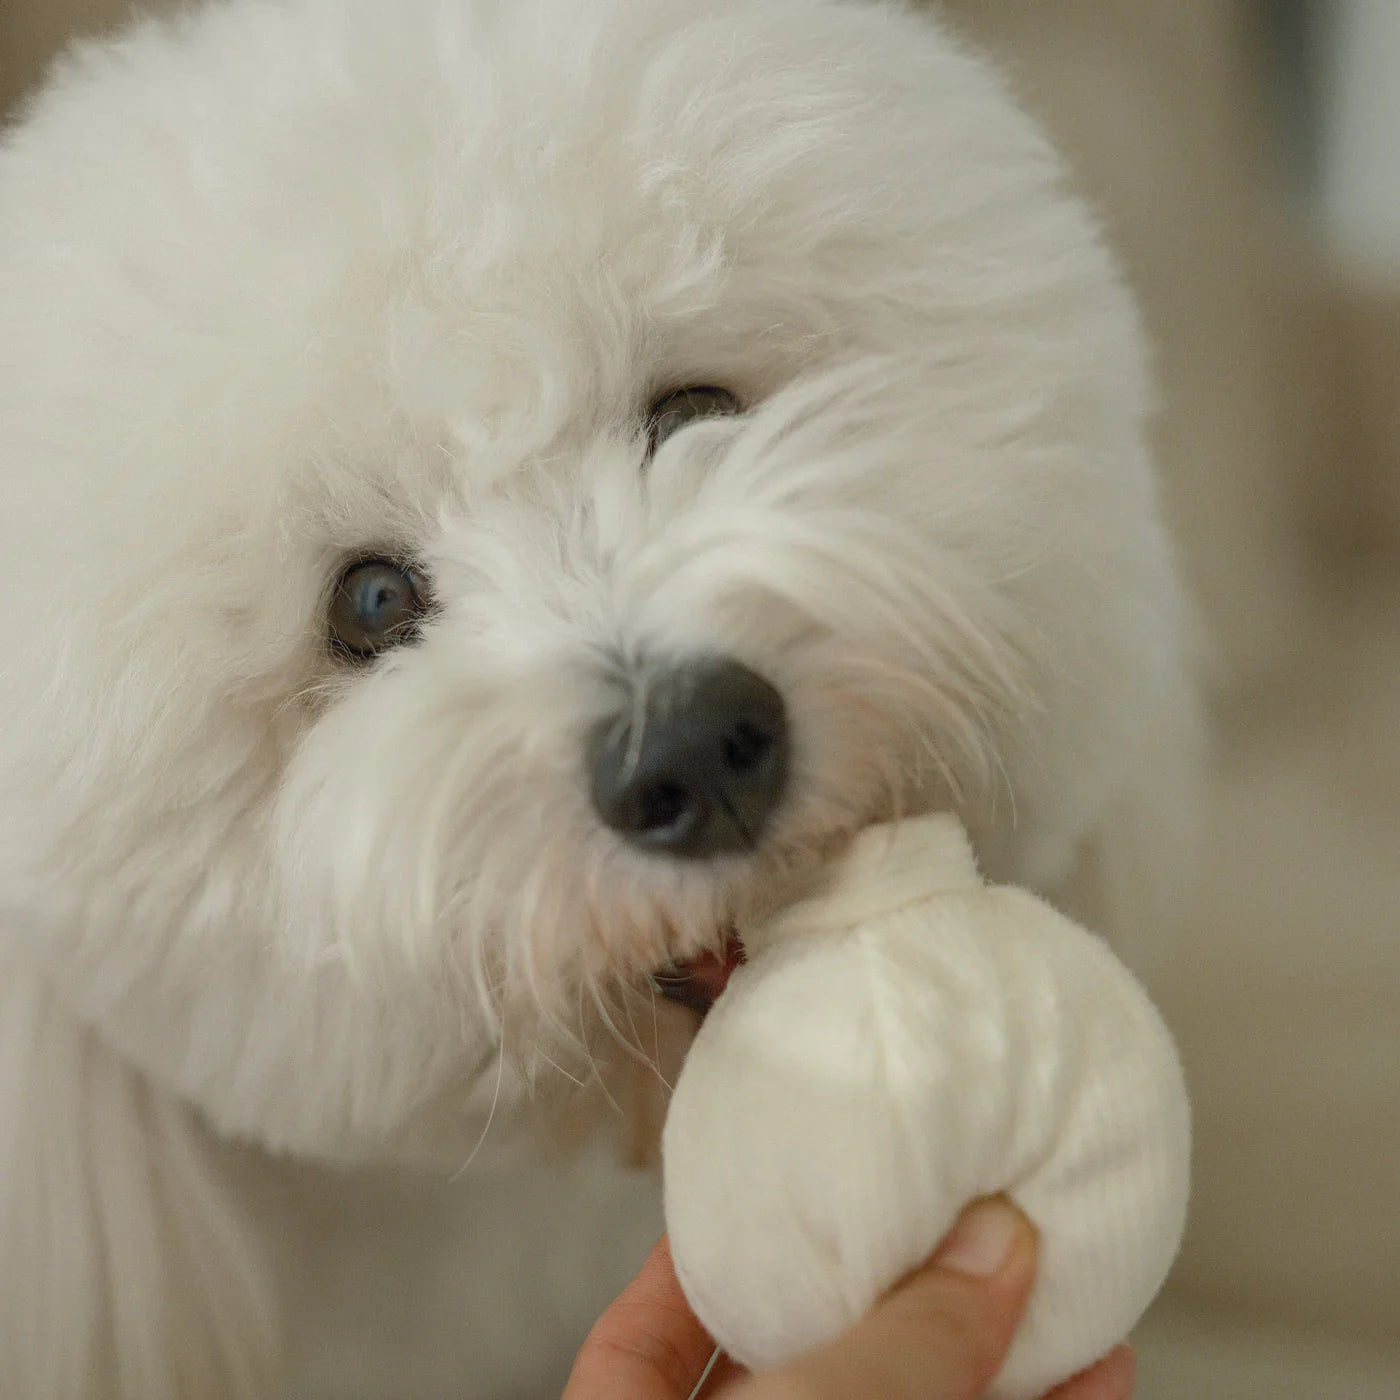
[0,961,280,1400]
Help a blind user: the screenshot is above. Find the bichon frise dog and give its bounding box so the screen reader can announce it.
[0,0,1196,1394]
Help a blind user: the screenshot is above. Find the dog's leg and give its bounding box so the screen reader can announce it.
[0,960,281,1399]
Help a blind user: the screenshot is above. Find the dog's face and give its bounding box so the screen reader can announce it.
[0,0,1183,1165]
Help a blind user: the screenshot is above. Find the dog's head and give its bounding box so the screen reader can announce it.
[0,0,1185,1165]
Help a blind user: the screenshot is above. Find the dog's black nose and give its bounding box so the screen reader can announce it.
[589,658,789,858]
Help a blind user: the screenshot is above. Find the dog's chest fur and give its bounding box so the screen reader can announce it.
[253,1148,661,1399]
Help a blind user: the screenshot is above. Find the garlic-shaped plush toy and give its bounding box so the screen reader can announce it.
[662,814,1190,1400]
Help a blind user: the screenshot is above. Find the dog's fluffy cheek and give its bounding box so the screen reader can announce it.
[0,702,515,1164]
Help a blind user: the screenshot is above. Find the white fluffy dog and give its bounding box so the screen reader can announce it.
[0,0,1195,1395]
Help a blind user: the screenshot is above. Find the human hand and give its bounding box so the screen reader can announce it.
[562,1198,1135,1400]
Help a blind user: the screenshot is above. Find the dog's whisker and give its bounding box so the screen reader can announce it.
[643,985,676,1095]
[450,1017,510,1182]
[612,978,674,1091]
[578,1037,625,1123]
[648,981,662,1078]
[531,1044,587,1091]
[584,975,655,1071]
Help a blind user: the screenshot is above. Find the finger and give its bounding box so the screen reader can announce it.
[1044,1345,1136,1400]
[723,1196,1038,1400]
[563,1236,721,1400]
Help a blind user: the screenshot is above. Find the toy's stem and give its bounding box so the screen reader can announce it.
[686,1345,723,1400]
[745,812,985,954]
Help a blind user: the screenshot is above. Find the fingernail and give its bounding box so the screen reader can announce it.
[934,1197,1023,1277]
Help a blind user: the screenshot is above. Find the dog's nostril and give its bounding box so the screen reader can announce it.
[722,720,772,775]
[636,779,695,834]
[588,657,789,859]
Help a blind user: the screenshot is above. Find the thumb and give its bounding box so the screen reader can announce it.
[725,1197,1037,1400]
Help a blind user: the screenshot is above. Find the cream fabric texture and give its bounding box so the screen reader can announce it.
[663,814,1190,1399]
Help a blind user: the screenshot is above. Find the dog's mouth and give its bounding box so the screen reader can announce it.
[651,935,747,1018]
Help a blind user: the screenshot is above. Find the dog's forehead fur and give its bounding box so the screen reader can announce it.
[0,0,1186,1164]
[2,0,1119,471]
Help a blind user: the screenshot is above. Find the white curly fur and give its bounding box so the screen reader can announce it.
[0,0,1196,1394]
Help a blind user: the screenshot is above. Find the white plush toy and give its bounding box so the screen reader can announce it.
[663,814,1190,1400]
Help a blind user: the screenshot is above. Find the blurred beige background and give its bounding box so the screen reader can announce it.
[5,2,1399,1396]
[930,5,1400,1393]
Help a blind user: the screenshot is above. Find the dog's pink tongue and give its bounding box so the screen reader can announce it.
[654,939,746,1017]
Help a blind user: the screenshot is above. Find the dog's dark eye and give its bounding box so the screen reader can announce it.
[646,385,742,455]
[328,559,428,659]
